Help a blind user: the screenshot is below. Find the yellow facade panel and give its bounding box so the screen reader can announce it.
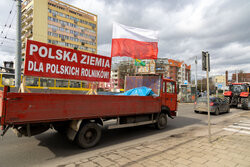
[77,22,93,30]
[56,15,74,24]
[48,36,60,41]
[84,43,96,49]
[33,0,48,43]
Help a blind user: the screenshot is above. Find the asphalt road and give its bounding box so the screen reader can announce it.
[0,103,244,167]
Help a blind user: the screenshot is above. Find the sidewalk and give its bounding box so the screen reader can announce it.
[58,113,250,167]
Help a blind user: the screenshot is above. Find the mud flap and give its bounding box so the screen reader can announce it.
[67,120,82,141]
[1,125,10,137]
[166,110,174,119]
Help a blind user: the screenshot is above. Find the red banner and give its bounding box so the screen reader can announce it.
[24,40,111,82]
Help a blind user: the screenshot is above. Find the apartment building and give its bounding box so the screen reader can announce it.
[20,0,97,89]
[21,0,97,69]
[168,59,191,86]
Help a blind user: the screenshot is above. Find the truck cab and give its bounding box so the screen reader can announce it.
[162,79,177,116]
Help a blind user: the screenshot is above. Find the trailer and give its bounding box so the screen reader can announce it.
[0,75,177,148]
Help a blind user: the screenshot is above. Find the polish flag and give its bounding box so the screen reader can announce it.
[111,22,159,59]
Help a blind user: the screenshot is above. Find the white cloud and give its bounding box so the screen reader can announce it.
[0,0,249,80]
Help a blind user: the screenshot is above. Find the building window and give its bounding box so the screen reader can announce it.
[56,79,68,87]
[25,77,39,86]
[70,81,81,88]
[40,78,54,87]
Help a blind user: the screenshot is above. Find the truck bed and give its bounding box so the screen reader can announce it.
[0,88,161,125]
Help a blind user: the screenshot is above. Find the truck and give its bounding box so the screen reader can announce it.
[0,75,177,148]
[224,83,250,110]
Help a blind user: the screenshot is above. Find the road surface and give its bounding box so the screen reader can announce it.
[0,103,245,167]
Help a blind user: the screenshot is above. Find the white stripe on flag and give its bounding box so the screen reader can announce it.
[112,22,159,42]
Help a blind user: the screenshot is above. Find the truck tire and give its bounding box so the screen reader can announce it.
[76,123,101,149]
[241,98,249,110]
[194,110,199,113]
[155,113,167,130]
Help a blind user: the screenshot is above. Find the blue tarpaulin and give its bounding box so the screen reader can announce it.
[117,86,156,96]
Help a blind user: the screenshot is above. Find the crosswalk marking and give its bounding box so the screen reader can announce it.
[223,120,250,135]
[228,125,250,130]
[239,120,250,124]
[223,128,250,135]
[233,123,250,127]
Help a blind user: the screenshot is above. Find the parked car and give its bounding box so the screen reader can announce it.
[194,97,230,115]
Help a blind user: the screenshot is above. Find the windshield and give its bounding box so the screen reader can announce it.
[230,85,247,93]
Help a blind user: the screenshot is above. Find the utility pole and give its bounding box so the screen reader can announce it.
[195,56,197,100]
[206,53,211,143]
[202,51,211,143]
[15,0,22,90]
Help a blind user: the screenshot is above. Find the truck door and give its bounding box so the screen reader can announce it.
[163,80,177,111]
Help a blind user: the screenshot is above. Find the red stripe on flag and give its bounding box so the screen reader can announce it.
[111,38,158,59]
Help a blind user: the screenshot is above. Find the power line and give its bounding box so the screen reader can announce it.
[0,36,15,41]
[0,1,15,37]
[0,11,17,46]
[5,11,17,36]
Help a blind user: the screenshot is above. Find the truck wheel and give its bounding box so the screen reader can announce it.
[76,123,101,149]
[155,113,167,130]
[241,98,249,110]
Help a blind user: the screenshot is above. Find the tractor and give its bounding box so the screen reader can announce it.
[224,83,250,110]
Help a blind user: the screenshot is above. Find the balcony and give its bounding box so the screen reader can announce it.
[21,35,26,42]
[25,24,33,31]
[25,31,33,38]
[22,48,26,53]
[21,30,26,36]
[26,15,33,23]
[26,7,33,15]
[22,42,26,49]
[21,13,27,20]
[21,22,27,28]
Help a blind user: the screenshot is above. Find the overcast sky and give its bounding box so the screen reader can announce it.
[0,0,250,80]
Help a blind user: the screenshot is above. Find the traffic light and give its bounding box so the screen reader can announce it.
[202,51,210,71]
